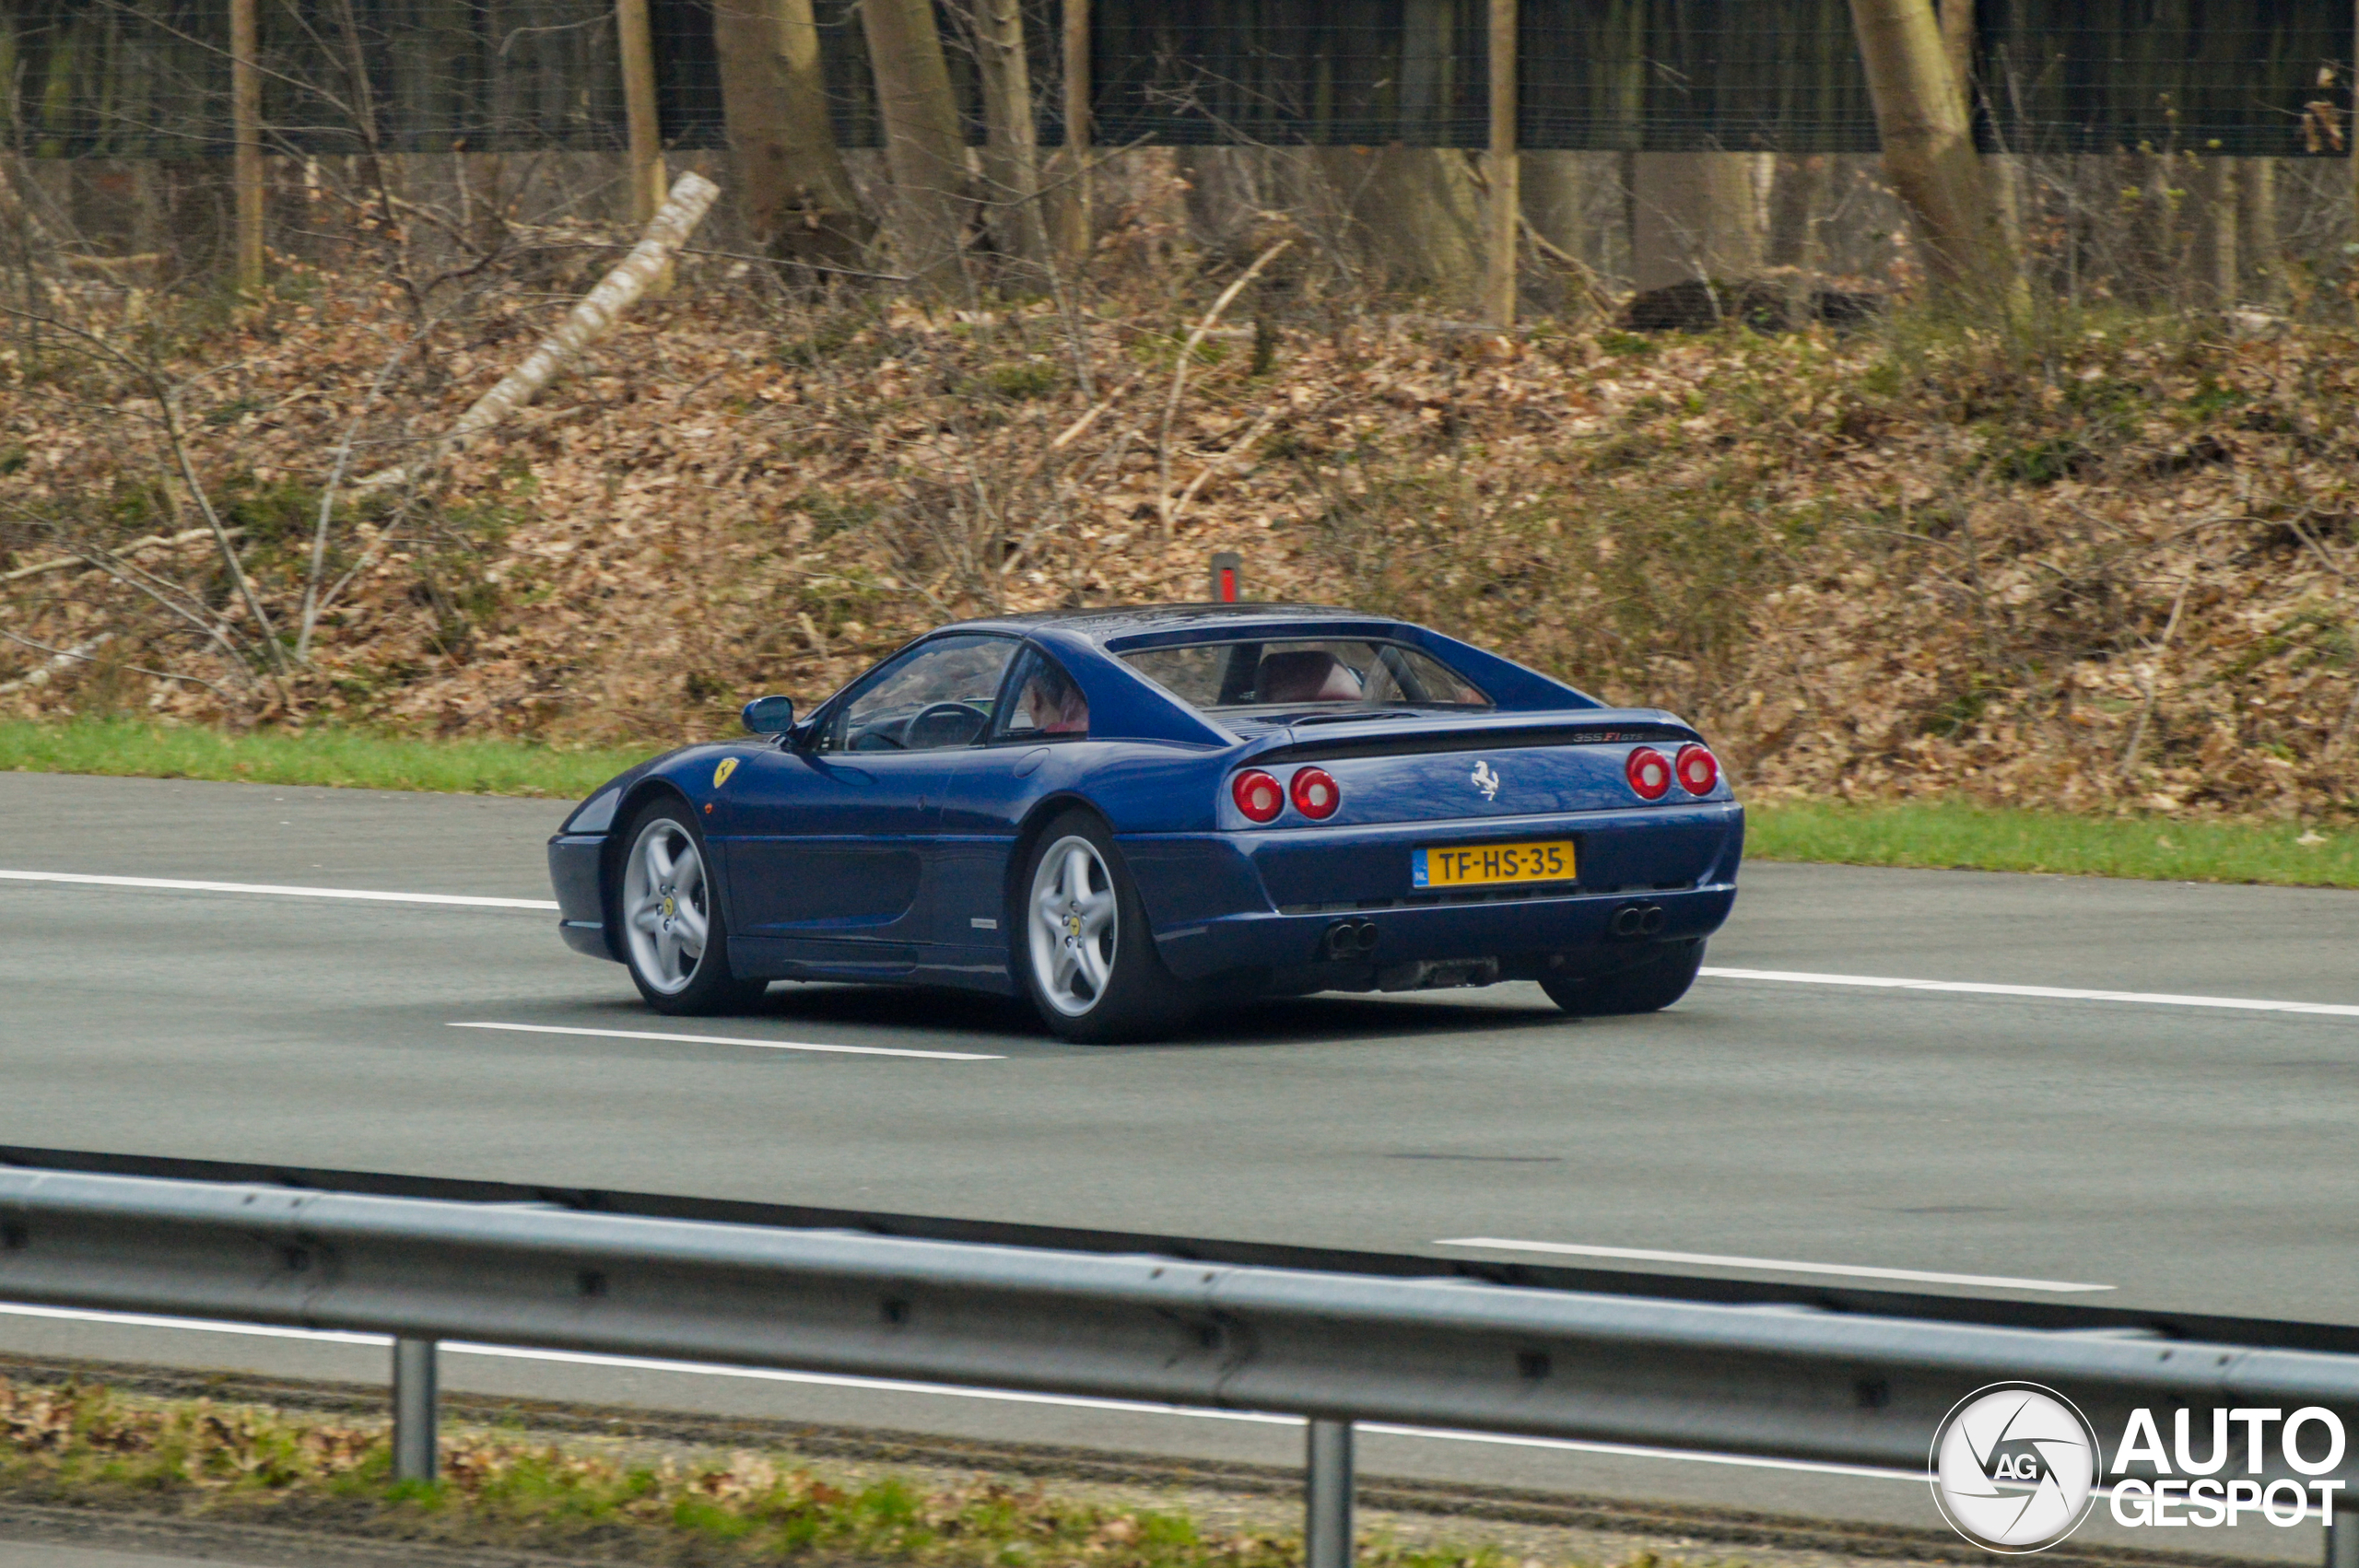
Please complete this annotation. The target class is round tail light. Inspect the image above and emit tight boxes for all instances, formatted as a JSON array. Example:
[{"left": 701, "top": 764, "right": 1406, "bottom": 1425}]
[
  {"left": 1290, "top": 766, "right": 1341, "bottom": 819},
  {"left": 1232, "top": 769, "right": 1285, "bottom": 824},
  {"left": 1674, "top": 743, "right": 1719, "bottom": 795},
  {"left": 1625, "top": 746, "right": 1672, "bottom": 802}
]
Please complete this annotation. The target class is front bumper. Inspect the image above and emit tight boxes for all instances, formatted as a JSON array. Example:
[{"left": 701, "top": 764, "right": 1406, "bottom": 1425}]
[{"left": 547, "top": 833, "right": 616, "bottom": 962}]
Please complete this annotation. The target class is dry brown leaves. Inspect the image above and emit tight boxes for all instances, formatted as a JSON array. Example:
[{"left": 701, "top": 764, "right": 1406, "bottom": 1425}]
[{"left": 6, "top": 238, "right": 2359, "bottom": 819}]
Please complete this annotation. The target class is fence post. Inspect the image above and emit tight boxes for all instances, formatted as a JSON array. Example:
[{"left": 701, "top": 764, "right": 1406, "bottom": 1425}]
[
  {"left": 1482, "top": 0, "right": 1518, "bottom": 328},
  {"left": 616, "top": 0, "right": 666, "bottom": 223},
  {"left": 229, "top": 0, "right": 264, "bottom": 291},
  {"left": 393, "top": 1337, "right": 439, "bottom": 1483},
  {"left": 1305, "top": 1419, "right": 1354, "bottom": 1568}
]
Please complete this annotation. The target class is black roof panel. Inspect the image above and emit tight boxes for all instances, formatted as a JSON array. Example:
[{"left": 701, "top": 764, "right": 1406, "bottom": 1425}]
[{"left": 953, "top": 603, "right": 1392, "bottom": 641}]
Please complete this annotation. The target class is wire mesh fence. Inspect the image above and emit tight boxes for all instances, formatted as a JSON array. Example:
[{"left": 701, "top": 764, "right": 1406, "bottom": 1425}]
[
  {"left": 6, "top": 0, "right": 2359, "bottom": 308},
  {"left": 5, "top": 0, "right": 2355, "bottom": 159}
]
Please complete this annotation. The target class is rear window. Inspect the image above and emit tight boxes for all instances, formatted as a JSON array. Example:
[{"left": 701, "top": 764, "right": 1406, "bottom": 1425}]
[{"left": 1121, "top": 639, "right": 1490, "bottom": 711}]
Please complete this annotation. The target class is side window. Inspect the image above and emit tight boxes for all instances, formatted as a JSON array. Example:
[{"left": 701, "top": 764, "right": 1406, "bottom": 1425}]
[
  {"left": 993, "top": 648, "right": 1090, "bottom": 741},
  {"left": 824, "top": 636, "right": 1016, "bottom": 752}
]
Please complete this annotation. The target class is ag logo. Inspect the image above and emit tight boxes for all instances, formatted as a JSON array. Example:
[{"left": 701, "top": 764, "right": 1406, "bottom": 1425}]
[
  {"left": 713, "top": 757, "right": 739, "bottom": 789},
  {"left": 1930, "top": 1384, "right": 2101, "bottom": 1553},
  {"left": 1470, "top": 760, "right": 1500, "bottom": 801}
]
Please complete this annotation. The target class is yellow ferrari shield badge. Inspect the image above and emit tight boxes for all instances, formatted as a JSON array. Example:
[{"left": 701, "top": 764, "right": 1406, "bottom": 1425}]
[{"left": 713, "top": 757, "right": 739, "bottom": 789}]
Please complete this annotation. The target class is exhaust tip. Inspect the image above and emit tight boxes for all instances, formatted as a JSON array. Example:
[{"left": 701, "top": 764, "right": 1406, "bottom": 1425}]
[
  {"left": 1610, "top": 907, "right": 1644, "bottom": 938},
  {"left": 1639, "top": 906, "right": 1667, "bottom": 936},
  {"left": 1355, "top": 919, "right": 1380, "bottom": 953}
]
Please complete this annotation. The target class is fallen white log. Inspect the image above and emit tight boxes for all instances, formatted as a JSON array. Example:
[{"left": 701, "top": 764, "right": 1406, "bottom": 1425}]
[
  {"left": 2, "top": 527, "right": 243, "bottom": 584},
  {"left": 354, "top": 171, "right": 722, "bottom": 494},
  {"left": 0, "top": 633, "right": 113, "bottom": 696}
]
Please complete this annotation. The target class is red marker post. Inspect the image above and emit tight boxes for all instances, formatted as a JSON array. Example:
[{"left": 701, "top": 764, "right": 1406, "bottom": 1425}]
[{"left": 1210, "top": 551, "right": 1243, "bottom": 603}]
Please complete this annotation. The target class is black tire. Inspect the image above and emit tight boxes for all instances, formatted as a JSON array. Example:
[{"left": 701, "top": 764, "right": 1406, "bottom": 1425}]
[
  {"left": 1015, "top": 810, "right": 1198, "bottom": 1043},
  {"left": 613, "top": 799, "right": 769, "bottom": 1016},
  {"left": 1542, "top": 939, "right": 1706, "bottom": 1017}
]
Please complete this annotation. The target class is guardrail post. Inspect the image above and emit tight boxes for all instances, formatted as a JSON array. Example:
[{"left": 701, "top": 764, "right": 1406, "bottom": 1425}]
[
  {"left": 1305, "top": 1419, "right": 1354, "bottom": 1568},
  {"left": 392, "top": 1337, "right": 439, "bottom": 1483},
  {"left": 2330, "top": 1501, "right": 2359, "bottom": 1568}
]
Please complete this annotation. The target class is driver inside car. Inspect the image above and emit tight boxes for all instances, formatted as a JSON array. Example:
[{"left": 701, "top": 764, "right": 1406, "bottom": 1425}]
[{"left": 1024, "top": 663, "right": 1090, "bottom": 734}]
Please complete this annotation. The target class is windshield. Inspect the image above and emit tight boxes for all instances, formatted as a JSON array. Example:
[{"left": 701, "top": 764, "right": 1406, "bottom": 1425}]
[{"left": 1121, "top": 638, "right": 1490, "bottom": 712}]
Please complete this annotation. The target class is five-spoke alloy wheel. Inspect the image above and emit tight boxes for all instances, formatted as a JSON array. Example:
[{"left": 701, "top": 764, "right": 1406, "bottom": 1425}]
[
  {"left": 1015, "top": 811, "right": 1196, "bottom": 1043},
  {"left": 1027, "top": 834, "right": 1118, "bottom": 1019},
  {"left": 616, "top": 801, "right": 768, "bottom": 1014}
]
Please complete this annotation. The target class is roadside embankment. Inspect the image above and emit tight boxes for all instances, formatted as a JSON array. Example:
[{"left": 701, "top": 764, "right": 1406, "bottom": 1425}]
[{"left": 7, "top": 243, "right": 2359, "bottom": 824}]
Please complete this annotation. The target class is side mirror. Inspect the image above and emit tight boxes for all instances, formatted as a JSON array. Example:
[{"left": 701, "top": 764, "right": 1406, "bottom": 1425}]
[{"left": 741, "top": 695, "right": 796, "bottom": 734}]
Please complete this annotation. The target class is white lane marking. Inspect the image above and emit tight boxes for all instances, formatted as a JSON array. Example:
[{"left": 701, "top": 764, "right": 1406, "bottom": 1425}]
[
  {"left": 0, "top": 868, "right": 557, "bottom": 910},
  {"left": 0, "top": 1301, "right": 1918, "bottom": 1485},
  {"left": 1433, "top": 1238, "right": 2114, "bottom": 1293},
  {"left": 28, "top": 865, "right": 2354, "bottom": 1027},
  {"left": 1701, "top": 965, "right": 2359, "bottom": 1020},
  {"left": 449, "top": 1020, "right": 1003, "bottom": 1061}
]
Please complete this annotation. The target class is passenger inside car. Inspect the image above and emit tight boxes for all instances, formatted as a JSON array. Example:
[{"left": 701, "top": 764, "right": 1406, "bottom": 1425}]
[{"left": 1255, "top": 649, "right": 1365, "bottom": 704}]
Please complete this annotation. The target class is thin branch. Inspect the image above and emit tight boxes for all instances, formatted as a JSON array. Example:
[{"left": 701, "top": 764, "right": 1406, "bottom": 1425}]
[
  {"left": 2118, "top": 559, "right": 2200, "bottom": 778},
  {"left": 0, "top": 628, "right": 231, "bottom": 698},
  {"left": 1166, "top": 403, "right": 1282, "bottom": 532},
  {"left": 0, "top": 303, "right": 292, "bottom": 696},
  {"left": 299, "top": 316, "right": 441, "bottom": 661},
  {"left": 1156, "top": 240, "right": 1290, "bottom": 535}
]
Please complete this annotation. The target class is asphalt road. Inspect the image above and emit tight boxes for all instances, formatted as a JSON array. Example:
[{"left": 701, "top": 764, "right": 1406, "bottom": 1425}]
[{"left": 6, "top": 768, "right": 2359, "bottom": 1558}]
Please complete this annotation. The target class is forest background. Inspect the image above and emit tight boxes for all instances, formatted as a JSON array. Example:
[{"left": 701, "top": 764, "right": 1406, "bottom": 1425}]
[{"left": 9, "top": 0, "right": 2359, "bottom": 829}]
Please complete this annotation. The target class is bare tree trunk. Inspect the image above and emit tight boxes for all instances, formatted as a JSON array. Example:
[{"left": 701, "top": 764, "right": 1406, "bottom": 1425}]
[
  {"left": 2201, "top": 157, "right": 2237, "bottom": 308},
  {"left": 2240, "top": 156, "right": 2280, "bottom": 302},
  {"left": 2128, "top": 151, "right": 2177, "bottom": 306},
  {"left": 1482, "top": 0, "right": 1518, "bottom": 326},
  {"left": 229, "top": 0, "right": 263, "bottom": 289},
  {"left": 1324, "top": 146, "right": 1485, "bottom": 302},
  {"left": 616, "top": 0, "right": 666, "bottom": 223},
  {"left": 972, "top": 0, "right": 1047, "bottom": 271},
  {"left": 1338, "top": 0, "right": 1484, "bottom": 306},
  {"left": 1180, "top": 146, "right": 1268, "bottom": 257},
  {"left": 710, "top": 0, "right": 873, "bottom": 272},
  {"left": 1521, "top": 152, "right": 1617, "bottom": 270},
  {"left": 1631, "top": 152, "right": 1765, "bottom": 291},
  {"left": 1045, "top": 0, "right": 1091, "bottom": 264},
  {"left": 1938, "top": 0, "right": 1972, "bottom": 100},
  {"left": 861, "top": 0, "right": 969, "bottom": 292},
  {"left": 1766, "top": 153, "right": 1828, "bottom": 268},
  {"left": 1848, "top": 0, "right": 2012, "bottom": 300}
]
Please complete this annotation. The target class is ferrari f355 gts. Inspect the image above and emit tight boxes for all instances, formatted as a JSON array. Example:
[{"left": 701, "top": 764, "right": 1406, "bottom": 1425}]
[{"left": 547, "top": 604, "right": 1742, "bottom": 1041}]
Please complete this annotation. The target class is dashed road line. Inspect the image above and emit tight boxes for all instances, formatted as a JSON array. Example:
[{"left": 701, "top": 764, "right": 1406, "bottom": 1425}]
[
  {"left": 0, "top": 869, "right": 557, "bottom": 909},
  {"left": 449, "top": 1021, "right": 1003, "bottom": 1061},
  {"left": 1701, "top": 965, "right": 2359, "bottom": 1020}
]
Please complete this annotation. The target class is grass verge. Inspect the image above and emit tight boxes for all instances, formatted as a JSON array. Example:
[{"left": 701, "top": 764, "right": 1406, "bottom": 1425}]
[
  {"left": 0, "top": 718, "right": 643, "bottom": 799},
  {"left": 1748, "top": 800, "right": 2359, "bottom": 889},
  {"left": 5, "top": 720, "right": 2356, "bottom": 891},
  {"left": 0, "top": 1375, "right": 1565, "bottom": 1568}
]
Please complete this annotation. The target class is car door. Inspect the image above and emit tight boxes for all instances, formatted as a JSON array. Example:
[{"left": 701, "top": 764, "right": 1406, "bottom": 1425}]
[
  {"left": 927, "top": 645, "right": 1094, "bottom": 985},
  {"left": 718, "top": 635, "right": 1018, "bottom": 977}
]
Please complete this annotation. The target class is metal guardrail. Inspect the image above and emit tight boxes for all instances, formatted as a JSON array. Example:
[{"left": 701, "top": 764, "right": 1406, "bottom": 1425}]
[{"left": 5, "top": 1165, "right": 2359, "bottom": 1563}]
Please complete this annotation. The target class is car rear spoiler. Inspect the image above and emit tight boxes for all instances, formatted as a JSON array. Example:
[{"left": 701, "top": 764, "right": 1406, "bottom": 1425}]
[{"left": 1246, "top": 712, "right": 1703, "bottom": 766}]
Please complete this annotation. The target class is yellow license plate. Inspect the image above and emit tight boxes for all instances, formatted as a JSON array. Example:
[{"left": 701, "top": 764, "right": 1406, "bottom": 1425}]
[{"left": 1413, "top": 840, "right": 1576, "bottom": 889}]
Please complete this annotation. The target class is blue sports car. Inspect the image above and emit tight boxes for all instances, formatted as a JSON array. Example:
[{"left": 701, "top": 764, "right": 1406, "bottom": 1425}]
[{"left": 546, "top": 604, "right": 1742, "bottom": 1041}]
